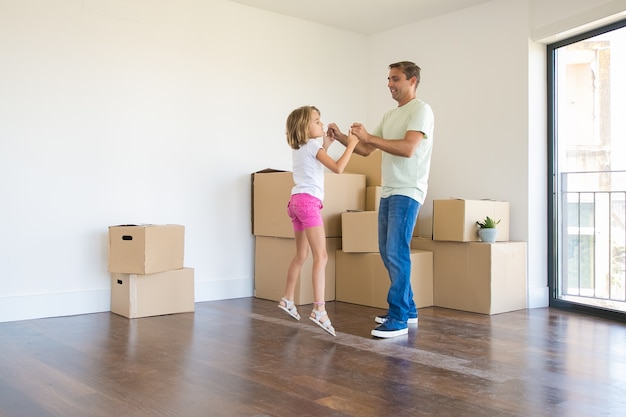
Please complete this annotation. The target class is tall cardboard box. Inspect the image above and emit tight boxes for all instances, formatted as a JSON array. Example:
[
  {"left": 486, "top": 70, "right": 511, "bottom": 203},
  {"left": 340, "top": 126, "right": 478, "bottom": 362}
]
[
  {"left": 432, "top": 199, "right": 510, "bottom": 242},
  {"left": 345, "top": 150, "right": 382, "bottom": 187},
  {"left": 111, "top": 267, "right": 195, "bottom": 318},
  {"left": 250, "top": 170, "right": 294, "bottom": 238},
  {"left": 251, "top": 169, "right": 366, "bottom": 238},
  {"left": 411, "top": 238, "right": 526, "bottom": 314},
  {"left": 108, "top": 224, "right": 185, "bottom": 274},
  {"left": 335, "top": 250, "right": 433, "bottom": 309},
  {"left": 254, "top": 236, "right": 340, "bottom": 305},
  {"left": 366, "top": 186, "right": 382, "bottom": 211}
]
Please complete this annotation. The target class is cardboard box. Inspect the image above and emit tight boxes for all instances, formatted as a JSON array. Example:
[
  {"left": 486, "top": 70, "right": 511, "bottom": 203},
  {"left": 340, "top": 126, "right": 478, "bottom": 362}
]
[
  {"left": 432, "top": 199, "right": 510, "bottom": 242},
  {"left": 411, "top": 238, "right": 526, "bottom": 314},
  {"left": 254, "top": 236, "right": 340, "bottom": 305},
  {"left": 341, "top": 211, "right": 379, "bottom": 252},
  {"left": 341, "top": 211, "right": 419, "bottom": 253},
  {"left": 110, "top": 267, "right": 195, "bottom": 319},
  {"left": 335, "top": 250, "right": 433, "bottom": 309},
  {"left": 366, "top": 186, "right": 382, "bottom": 211},
  {"left": 251, "top": 169, "right": 366, "bottom": 238},
  {"left": 250, "top": 169, "right": 294, "bottom": 238},
  {"left": 108, "top": 224, "right": 185, "bottom": 274},
  {"left": 345, "top": 150, "right": 382, "bottom": 187}
]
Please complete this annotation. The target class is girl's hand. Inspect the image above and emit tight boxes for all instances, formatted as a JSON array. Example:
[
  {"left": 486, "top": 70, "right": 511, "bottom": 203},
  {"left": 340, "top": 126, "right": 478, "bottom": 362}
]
[
  {"left": 350, "top": 123, "right": 370, "bottom": 142},
  {"left": 346, "top": 129, "right": 359, "bottom": 147}
]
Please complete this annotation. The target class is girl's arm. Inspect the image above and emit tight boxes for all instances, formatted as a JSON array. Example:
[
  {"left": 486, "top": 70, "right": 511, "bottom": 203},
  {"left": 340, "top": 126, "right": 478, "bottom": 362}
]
[
  {"left": 322, "top": 132, "right": 334, "bottom": 151},
  {"left": 316, "top": 132, "right": 359, "bottom": 174}
]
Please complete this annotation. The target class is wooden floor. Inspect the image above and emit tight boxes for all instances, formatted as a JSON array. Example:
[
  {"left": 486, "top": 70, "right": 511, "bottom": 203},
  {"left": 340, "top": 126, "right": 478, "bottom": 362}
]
[{"left": 1, "top": 299, "right": 626, "bottom": 417}]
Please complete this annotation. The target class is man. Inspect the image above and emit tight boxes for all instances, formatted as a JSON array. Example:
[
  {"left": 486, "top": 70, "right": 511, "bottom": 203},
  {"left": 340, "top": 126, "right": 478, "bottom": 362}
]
[{"left": 327, "top": 61, "right": 434, "bottom": 338}]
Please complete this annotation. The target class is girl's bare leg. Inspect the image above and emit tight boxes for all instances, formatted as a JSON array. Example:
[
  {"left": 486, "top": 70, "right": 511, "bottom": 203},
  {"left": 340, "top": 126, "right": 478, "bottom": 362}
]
[
  {"left": 304, "top": 225, "right": 328, "bottom": 309},
  {"left": 280, "top": 230, "right": 309, "bottom": 303}
]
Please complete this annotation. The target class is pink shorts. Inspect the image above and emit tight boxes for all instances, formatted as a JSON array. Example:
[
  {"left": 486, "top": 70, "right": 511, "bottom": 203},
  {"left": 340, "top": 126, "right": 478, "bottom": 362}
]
[{"left": 287, "top": 193, "right": 324, "bottom": 232}]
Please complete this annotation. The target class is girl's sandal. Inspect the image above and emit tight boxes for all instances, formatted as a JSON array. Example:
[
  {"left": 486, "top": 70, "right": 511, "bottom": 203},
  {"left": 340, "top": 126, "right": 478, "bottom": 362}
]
[
  {"left": 309, "top": 309, "right": 336, "bottom": 337},
  {"left": 278, "top": 298, "right": 301, "bottom": 321}
]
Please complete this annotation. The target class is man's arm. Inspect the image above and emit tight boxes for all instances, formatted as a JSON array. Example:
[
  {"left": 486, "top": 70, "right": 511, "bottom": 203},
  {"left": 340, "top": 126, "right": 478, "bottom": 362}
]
[{"left": 351, "top": 123, "right": 424, "bottom": 158}]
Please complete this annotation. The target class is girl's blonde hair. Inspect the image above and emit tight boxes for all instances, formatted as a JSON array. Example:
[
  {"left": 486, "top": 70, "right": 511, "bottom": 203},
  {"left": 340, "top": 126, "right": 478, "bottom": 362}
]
[{"left": 286, "top": 105, "right": 319, "bottom": 150}]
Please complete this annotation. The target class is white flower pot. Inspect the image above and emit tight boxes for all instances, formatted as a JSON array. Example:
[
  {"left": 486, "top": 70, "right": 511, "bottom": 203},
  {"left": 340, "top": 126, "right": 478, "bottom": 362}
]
[{"left": 478, "top": 228, "right": 498, "bottom": 243}]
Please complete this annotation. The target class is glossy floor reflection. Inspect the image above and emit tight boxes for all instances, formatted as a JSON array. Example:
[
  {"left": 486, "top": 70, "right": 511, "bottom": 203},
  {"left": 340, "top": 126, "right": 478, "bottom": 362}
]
[{"left": 1, "top": 298, "right": 625, "bottom": 417}]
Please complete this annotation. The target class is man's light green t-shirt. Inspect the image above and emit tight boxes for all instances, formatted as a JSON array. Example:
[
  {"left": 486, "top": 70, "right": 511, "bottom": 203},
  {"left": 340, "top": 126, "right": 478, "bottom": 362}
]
[{"left": 372, "top": 98, "right": 434, "bottom": 204}]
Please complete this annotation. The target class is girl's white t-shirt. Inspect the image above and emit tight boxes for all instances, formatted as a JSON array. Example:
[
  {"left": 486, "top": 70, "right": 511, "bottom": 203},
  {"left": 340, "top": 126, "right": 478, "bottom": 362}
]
[{"left": 291, "top": 139, "right": 324, "bottom": 201}]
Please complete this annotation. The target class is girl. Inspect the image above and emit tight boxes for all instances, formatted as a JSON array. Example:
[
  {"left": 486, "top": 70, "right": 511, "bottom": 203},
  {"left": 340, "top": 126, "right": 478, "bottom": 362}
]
[{"left": 278, "top": 105, "right": 358, "bottom": 336}]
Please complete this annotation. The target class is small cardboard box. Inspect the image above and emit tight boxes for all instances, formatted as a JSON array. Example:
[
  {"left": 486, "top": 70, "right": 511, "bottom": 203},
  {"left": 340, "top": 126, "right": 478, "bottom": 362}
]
[
  {"left": 341, "top": 211, "right": 419, "bottom": 253},
  {"left": 432, "top": 199, "right": 510, "bottom": 242},
  {"left": 345, "top": 150, "right": 382, "bottom": 187},
  {"left": 411, "top": 238, "right": 526, "bottom": 314},
  {"left": 335, "top": 250, "right": 433, "bottom": 309},
  {"left": 108, "top": 224, "right": 185, "bottom": 274},
  {"left": 251, "top": 169, "right": 366, "bottom": 238},
  {"left": 110, "top": 267, "right": 195, "bottom": 319},
  {"left": 254, "top": 236, "right": 340, "bottom": 305},
  {"left": 341, "top": 211, "right": 379, "bottom": 252}
]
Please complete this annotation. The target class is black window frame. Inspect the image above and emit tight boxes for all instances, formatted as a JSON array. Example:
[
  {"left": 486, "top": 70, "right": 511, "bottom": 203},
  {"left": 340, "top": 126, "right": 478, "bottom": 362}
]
[{"left": 547, "top": 18, "right": 626, "bottom": 322}]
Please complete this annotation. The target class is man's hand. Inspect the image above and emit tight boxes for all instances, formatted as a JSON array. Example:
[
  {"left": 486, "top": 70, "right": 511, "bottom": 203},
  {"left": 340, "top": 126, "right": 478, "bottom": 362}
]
[
  {"left": 350, "top": 123, "right": 372, "bottom": 143},
  {"left": 326, "top": 123, "right": 345, "bottom": 144}
]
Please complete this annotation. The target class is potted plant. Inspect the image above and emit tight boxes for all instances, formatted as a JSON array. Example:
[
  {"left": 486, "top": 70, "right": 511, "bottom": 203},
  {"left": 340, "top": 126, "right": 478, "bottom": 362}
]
[{"left": 476, "top": 216, "right": 500, "bottom": 243}]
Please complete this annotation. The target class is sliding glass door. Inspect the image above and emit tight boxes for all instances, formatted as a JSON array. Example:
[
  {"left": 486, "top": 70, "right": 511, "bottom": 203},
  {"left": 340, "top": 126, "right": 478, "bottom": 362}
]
[{"left": 548, "top": 19, "right": 626, "bottom": 318}]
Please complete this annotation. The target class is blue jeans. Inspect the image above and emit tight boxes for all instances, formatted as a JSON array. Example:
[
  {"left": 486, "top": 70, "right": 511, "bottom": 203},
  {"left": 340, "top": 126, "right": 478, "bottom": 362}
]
[{"left": 378, "top": 195, "right": 421, "bottom": 323}]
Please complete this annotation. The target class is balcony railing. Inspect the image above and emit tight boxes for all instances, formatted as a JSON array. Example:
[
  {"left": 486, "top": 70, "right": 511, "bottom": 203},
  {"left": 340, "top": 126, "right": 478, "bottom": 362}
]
[{"left": 560, "top": 171, "right": 626, "bottom": 311}]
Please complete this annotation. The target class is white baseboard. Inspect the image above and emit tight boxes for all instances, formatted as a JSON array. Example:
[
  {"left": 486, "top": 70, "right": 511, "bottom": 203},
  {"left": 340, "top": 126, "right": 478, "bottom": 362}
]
[
  {"left": 0, "top": 289, "right": 111, "bottom": 323},
  {"left": 528, "top": 285, "right": 550, "bottom": 308},
  {"left": 194, "top": 277, "right": 254, "bottom": 302},
  {"left": 0, "top": 278, "right": 254, "bottom": 323}
]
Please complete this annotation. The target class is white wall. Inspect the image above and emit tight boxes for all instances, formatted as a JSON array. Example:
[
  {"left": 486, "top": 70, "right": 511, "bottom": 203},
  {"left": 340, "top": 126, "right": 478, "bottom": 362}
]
[
  {"left": 1, "top": 0, "right": 624, "bottom": 322},
  {"left": 366, "top": 0, "right": 538, "bottom": 303},
  {"left": 362, "top": 0, "right": 625, "bottom": 309},
  {"left": 531, "top": 0, "right": 626, "bottom": 42},
  {"left": 0, "top": 0, "right": 368, "bottom": 322},
  {"left": 368, "top": 0, "right": 531, "bottom": 236}
]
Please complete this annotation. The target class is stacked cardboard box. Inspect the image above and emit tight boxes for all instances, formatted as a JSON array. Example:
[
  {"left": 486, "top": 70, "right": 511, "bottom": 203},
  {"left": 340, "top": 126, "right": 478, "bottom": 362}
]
[
  {"left": 255, "top": 236, "right": 341, "bottom": 304},
  {"left": 252, "top": 169, "right": 366, "bottom": 305},
  {"left": 337, "top": 211, "right": 433, "bottom": 309},
  {"left": 347, "top": 150, "right": 383, "bottom": 212},
  {"left": 108, "top": 224, "right": 195, "bottom": 318},
  {"left": 432, "top": 199, "right": 510, "bottom": 242},
  {"left": 345, "top": 150, "right": 382, "bottom": 188},
  {"left": 415, "top": 198, "right": 527, "bottom": 315},
  {"left": 335, "top": 250, "right": 434, "bottom": 309},
  {"left": 335, "top": 155, "right": 434, "bottom": 310},
  {"left": 411, "top": 237, "right": 527, "bottom": 314}
]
